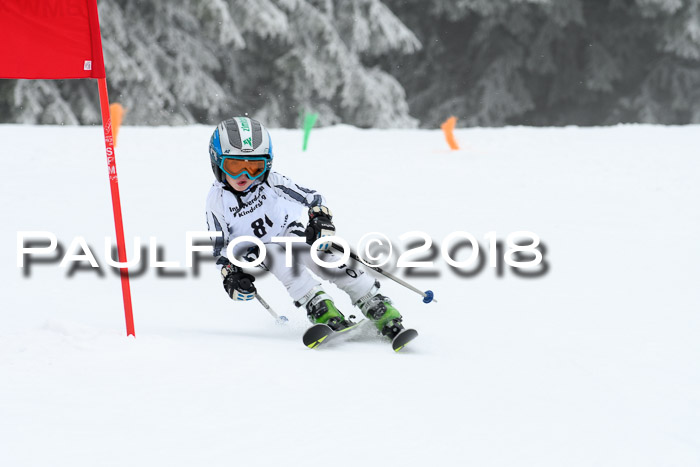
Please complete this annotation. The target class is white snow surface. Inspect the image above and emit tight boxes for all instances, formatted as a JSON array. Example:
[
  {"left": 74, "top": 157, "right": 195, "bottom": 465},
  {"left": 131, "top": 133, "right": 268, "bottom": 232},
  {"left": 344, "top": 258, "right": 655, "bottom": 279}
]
[{"left": 1, "top": 124, "right": 699, "bottom": 466}]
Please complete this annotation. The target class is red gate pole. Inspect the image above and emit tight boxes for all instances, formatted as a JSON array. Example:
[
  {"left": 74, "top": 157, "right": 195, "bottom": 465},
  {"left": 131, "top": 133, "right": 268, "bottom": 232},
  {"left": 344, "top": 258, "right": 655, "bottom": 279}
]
[
  {"left": 0, "top": 0, "right": 136, "bottom": 336},
  {"left": 97, "top": 78, "right": 135, "bottom": 337}
]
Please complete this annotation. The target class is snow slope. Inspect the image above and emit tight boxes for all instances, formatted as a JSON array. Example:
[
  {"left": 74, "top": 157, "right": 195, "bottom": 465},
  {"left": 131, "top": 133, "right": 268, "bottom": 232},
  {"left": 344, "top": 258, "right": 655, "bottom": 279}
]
[{"left": 1, "top": 124, "right": 699, "bottom": 466}]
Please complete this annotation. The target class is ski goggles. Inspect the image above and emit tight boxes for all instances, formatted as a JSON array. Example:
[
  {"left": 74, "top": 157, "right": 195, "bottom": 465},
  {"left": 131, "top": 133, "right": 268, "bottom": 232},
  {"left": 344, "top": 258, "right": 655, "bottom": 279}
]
[{"left": 220, "top": 156, "right": 269, "bottom": 180}]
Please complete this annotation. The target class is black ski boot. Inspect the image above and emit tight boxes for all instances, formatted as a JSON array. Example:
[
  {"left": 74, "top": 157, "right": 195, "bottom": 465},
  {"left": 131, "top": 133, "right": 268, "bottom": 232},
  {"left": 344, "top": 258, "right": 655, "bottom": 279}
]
[
  {"left": 358, "top": 293, "right": 405, "bottom": 339},
  {"left": 356, "top": 282, "right": 418, "bottom": 351},
  {"left": 295, "top": 287, "right": 355, "bottom": 331}
]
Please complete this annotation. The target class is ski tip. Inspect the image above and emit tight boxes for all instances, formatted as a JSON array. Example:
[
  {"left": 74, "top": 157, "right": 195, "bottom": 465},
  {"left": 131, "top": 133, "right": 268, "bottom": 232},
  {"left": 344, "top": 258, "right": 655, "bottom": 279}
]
[
  {"left": 277, "top": 315, "right": 289, "bottom": 324},
  {"left": 307, "top": 335, "right": 329, "bottom": 349},
  {"left": 302, "top": 323, "right": 334, "bottom": 349},
  {"left": 392, "top": 329, "right": 419, "bottom": 352},
  {"left": 422, "top": 290, "right": 435, "bottom": 304}
]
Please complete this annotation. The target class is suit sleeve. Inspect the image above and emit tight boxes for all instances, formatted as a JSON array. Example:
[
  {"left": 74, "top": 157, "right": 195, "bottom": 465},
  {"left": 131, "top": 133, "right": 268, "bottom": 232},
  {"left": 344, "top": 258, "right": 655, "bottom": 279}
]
[
  {"left": 205, "top": 185, "right": 231, "bottom": 268},
  {"left": 267, "top": 171, "right": 326, "bottom": 208}
]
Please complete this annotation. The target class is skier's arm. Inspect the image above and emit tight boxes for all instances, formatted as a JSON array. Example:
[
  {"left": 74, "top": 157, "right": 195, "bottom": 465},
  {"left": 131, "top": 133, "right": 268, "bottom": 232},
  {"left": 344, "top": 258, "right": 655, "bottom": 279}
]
[
  {"left": 205, "top": 188, "right": 231, "bottom": 269},
  {"left": 206, "top": 187, "right": 256, "bottom": 301},
  {"left": 267, "top": 171, "right": 326, "bottom": 208},
  {"left": 267, "top": 172, "right": 335, "bottom": 250}
]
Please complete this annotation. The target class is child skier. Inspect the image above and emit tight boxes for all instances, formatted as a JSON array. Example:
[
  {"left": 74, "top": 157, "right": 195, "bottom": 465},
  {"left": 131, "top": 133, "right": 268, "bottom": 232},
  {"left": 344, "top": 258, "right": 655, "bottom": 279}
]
[{"left": 205, "top": 117, "right": 414, "bottom": 348}]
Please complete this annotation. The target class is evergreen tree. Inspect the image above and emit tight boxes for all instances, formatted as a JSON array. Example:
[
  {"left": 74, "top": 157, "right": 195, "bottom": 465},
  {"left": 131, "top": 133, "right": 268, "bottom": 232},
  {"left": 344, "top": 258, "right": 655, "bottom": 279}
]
[
  {"left": 382, "top": 0, "right": 700, "bottom": 126},
  {"left": 3, "top": 0, "right": 699, "bottom": 127}
]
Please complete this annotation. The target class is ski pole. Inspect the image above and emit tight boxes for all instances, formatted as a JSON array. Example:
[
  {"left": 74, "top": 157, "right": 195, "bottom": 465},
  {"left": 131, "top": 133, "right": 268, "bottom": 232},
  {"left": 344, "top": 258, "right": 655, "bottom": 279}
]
[
  {"left": 330, "top": 243, "right": 436, "bottom": 304},
  {"left": 237, "top": 272, "right": 288, "bottom": 324},
  {"left": 255, "top": 293, "right": 289, "bottom": 324}
]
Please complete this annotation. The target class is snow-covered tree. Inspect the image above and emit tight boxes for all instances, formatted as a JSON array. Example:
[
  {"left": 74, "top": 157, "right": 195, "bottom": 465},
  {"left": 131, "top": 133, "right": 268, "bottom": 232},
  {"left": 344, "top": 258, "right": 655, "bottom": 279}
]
[
  {"left": 4, "top": 0, "right": 699, "bottom": 127},
  {"left": 257, "top": 0, "right": 420, "bottom": 127},
  {"left": 382, "top": 0, "right": 700, "bottom": 126}
]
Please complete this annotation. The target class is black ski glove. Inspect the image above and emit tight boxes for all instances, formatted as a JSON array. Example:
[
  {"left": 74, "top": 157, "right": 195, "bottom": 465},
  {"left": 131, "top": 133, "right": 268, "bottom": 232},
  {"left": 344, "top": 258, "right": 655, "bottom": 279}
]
[
  {"left": 221, "top": 263, "right": 256, "bottom": 301},
  {"left": 305, "top": 205, "right": 335, "bottom": 250}
]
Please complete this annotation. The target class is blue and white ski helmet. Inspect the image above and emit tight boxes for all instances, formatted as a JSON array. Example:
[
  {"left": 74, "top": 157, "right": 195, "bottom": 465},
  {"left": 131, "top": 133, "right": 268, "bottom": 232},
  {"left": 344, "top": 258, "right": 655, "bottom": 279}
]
[{"left": 209, "top": 117, "right": 274, "bottom": 183}]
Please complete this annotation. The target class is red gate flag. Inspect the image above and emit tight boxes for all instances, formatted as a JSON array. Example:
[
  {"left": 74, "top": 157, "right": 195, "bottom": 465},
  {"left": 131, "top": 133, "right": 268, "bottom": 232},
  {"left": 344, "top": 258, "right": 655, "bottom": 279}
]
[
  {"left": 0, "top": 0, "right": 135, "bottom": 336},
  {"left": 0, "top": 0, "right": 105, "bottom": 79}
]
